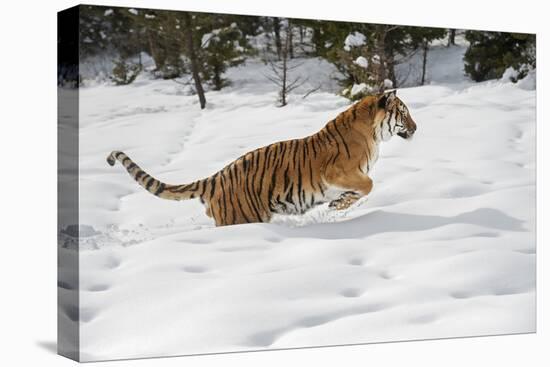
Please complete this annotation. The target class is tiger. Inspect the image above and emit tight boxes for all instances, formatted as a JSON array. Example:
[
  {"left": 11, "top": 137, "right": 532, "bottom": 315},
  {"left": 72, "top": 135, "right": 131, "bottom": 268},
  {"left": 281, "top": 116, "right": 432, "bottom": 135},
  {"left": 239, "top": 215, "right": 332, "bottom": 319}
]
[{"left": 107, "top": 90, "right": 417, "bottom": 226}]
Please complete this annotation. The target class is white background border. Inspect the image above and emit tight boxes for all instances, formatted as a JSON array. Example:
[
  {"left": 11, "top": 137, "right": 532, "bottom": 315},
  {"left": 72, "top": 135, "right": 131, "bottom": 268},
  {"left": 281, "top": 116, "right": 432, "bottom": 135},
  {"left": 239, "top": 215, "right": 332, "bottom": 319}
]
[{"left": 0, "top": 0, "right": 545, "bottom": 365}]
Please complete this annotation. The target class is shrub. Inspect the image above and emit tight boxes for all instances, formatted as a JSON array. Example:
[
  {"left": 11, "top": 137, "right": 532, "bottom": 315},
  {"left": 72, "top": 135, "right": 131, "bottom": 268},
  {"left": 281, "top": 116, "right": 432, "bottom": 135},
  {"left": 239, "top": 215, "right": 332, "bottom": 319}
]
[
  {"left": 110, "top": 59, "right": 142, "bottom": 85},
  {"left": 464, "top": 31, "right": 535, "bottom": 82}
]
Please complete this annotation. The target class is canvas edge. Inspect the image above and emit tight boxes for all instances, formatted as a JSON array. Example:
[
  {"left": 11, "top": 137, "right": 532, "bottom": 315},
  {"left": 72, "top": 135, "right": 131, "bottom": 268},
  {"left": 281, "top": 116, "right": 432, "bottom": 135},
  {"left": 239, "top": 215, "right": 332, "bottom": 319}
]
[{"left": 57, "top": 4, "right": 81, "bottom": 362}]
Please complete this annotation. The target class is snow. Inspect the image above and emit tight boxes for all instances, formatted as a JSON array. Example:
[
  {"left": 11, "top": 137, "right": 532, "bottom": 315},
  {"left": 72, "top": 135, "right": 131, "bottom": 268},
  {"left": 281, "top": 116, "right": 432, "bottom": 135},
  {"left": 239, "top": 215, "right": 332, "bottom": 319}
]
[
  {"left": 383, "top": 78, "right": 393, "bottom": 89},
  {"left": 343, "top": 32, "right": 366, "bottom": 51},
  {"left": 396, "top": 36, "right": 470, "bottom": 87},
  {"left": 517, "top": 69, "right": 536, "bottom": 90},
  {"left": 501, "top": 67, "right": 536, "bottom": 90},
  {"left": 79, "top": 52, "right": 156, "bottom": 86},
  {"left": 234, "top": 42, "right": 245, "bottom": 53},
  {"left": 350, "top": 83, "right": 368, "bottom": 96},
  {"left": 104, "top": 9, "right": 113, "bottom": 16},
  {"left": 128, "top": 8, "right": 138, "bottom": 15},
  {"left": 62, "top": 42, "right": 536, "bottom": 361},
  {"left": 501, "top": 66, "right": 519, "bottom": 82},
  {"left": 354, "top": 56, "right": 369, "bottom": 69},
  {"left": 201, "top": 32, "right": 220, "bottom": 48}
]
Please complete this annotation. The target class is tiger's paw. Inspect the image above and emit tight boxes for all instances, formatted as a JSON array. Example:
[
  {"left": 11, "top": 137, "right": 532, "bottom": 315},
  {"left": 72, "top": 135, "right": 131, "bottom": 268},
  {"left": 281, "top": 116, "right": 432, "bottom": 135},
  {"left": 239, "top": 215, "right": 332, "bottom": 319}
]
[
  {"left": 329, "top": 198, "right": 352, "bottom": 210},
  {"left": 329, "top": 192, "right": 361, "bottom": 211}
]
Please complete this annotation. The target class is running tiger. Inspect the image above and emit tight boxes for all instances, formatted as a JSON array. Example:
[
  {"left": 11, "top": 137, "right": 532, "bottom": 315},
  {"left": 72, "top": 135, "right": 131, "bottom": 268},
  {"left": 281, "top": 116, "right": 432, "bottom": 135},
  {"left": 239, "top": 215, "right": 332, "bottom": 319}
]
[{"left": 107, "top": 90, "right": 417, "bottom": 226}]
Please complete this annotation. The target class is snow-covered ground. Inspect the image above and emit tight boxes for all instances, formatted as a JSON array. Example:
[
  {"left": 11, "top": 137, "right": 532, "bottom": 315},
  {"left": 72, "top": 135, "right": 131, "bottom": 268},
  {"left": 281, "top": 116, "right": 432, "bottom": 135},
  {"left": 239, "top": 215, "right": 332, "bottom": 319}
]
[{"left": 59, "top": 42, "right": 536, "bottom": 361}]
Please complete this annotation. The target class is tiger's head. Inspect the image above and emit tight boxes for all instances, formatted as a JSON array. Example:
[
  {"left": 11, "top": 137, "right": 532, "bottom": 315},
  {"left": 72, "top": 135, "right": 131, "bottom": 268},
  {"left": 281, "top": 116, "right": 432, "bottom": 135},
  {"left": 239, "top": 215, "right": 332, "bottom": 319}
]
[{"left": 374, "top": 90, "right": 417, "bottom": 141}]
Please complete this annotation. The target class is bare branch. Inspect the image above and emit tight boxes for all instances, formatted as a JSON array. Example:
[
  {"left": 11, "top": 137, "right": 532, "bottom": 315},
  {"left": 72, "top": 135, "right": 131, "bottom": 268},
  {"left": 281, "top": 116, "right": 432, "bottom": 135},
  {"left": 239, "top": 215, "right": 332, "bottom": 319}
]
[
  {"left": 302, "top": 84, "right": 322, "bottom": 99},
  {"left": 262, "top": 72, "right": 284, "bottom": 87},
  {"left": 268, "top": 60, "right": 284, "bottom": 74},
  {"left": 287, "top": 76, "right": 308, "bottom": 92},
  {"left": 393, "top": 47, "right": 420, "bottom": 65},
  {"left": 287, "top": 60, "right": 306, "bottom": 70}
]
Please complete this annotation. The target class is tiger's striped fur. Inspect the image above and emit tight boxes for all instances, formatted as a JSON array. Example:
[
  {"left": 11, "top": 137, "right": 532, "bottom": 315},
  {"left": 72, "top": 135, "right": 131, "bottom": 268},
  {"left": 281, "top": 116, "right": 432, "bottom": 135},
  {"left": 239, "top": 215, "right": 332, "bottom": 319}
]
[{"left": 107, "top": 90, "right": 417, "bottom": 226}]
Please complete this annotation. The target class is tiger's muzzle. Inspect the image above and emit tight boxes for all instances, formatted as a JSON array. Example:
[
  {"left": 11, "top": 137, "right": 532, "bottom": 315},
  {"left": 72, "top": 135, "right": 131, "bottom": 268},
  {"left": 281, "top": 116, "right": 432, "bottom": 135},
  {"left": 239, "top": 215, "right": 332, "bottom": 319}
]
[{"left": 398, "top": 117, "right": 417, "bottom": 140}]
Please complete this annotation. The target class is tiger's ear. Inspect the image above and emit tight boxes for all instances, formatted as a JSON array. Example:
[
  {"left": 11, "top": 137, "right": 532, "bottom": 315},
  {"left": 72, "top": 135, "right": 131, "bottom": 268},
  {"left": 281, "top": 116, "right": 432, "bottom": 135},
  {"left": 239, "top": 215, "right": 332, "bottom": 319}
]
[{"left": 377, "top": 90, "right": 397, "bottom": 109}]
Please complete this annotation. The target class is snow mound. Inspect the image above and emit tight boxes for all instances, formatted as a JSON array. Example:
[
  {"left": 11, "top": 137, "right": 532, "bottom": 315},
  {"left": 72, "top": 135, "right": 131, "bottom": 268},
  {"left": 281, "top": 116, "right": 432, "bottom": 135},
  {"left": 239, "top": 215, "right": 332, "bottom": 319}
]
[
  {"left": 354, "top": 56, "right": 369, "bottom": 69},
  {"left": 517, "top": 70, "right": 536, "bottom": 90},
  {"left": 350, "top": 83, "right": 368, "bottom": 97},
  {"left": 344, "top": 32, "right": 366, "bottom": 51}
]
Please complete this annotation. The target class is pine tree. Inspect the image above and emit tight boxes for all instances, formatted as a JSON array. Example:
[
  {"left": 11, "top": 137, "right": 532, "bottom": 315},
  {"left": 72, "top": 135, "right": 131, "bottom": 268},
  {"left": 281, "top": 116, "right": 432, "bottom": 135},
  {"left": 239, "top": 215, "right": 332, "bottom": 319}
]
[
  {"left": 464, "top": 31, "right": 535, "bottom": 82},
  {"left": 79, "top": 5, "right": 116, "bottom": 59},
  {"left": 110, "top": 58, "right": 142, "bottom": 85},
  {"left": 78, "top": 6, "right": 145, "bottom": 84},
  {"left": 316, "top": 23, "right": 406, "bottom": 99},
  {"left": 125, "top": 8, "right": 186, "bottom": 78},
  {"left": 199, "top": 15, "right": 253, "bottom": 90},
  {"left": 79, "top": 5, "right": 148, "bottom": 63},
  {"left": 94, "top": 9, "right": 256, "bottom": 107},
  {"left": 297, "top": 20, "right": 445, "bottom": 99},
  {"left": 272, "top": 17, "right": 283, "bottom": 60}
]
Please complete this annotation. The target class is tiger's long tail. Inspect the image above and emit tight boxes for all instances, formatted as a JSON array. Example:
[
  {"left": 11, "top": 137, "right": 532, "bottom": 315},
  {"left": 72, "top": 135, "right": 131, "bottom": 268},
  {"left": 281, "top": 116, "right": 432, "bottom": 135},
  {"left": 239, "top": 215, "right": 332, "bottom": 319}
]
[{"left": 106, "top": 151, "right": 202, "bottom": 201}]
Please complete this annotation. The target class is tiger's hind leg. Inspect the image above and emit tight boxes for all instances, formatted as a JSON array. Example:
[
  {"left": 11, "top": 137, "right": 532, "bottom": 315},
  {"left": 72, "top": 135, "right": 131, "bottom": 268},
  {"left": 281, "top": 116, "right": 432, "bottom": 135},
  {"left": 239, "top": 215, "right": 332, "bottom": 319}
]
[{"left": 206, "top": 198, "right": 272, "bottom": 226}]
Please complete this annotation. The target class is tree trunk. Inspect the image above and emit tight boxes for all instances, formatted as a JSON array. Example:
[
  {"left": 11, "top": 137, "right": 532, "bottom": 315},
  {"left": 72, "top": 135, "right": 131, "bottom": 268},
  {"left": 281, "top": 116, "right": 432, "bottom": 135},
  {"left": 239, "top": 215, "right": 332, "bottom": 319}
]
[
  {"left": 387, "top": 62, "right": 397, "bottom": 88},
  {"left": 273, "top": 17, "right": 282, "bottom": 60},
  {"left": 288, "top": 21, "right": 294, "bottom": 59},
  {"left": 213, "top": 63, "right": 222, "bottom": 91},
  {"left": 281, "top": 36, "right": 288, "bottom": 106},
  {"left": 376, "top": 28, "right": 388, "bottom": 91},
  {"left": 182, "top": 12, "right": 206, "bottom": 109},
  {"left": 386, "top": 42, "right": 397, "bottom": 88},
  {"left": 311, "top": 26, "right": 319, "bottom": 54},
  {"left": 420, "top": 39, "right": 429, "bottom": 85},
  {"left": 148, "top": 31, "right": 164, "bottom": 71},
  {"left": 447, "top": 29, "right": 456, "bottom": 47}
]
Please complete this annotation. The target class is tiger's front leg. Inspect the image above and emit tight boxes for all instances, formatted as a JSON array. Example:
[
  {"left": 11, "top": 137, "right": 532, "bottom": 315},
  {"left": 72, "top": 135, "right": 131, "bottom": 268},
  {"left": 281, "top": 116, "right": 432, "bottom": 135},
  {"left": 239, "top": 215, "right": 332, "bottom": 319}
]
[
  {"left": 325, "top": 167, "right": 374, "bottom": 211},
  {"left": 329, "top": 191, "right": 361, "bottom": 210}
]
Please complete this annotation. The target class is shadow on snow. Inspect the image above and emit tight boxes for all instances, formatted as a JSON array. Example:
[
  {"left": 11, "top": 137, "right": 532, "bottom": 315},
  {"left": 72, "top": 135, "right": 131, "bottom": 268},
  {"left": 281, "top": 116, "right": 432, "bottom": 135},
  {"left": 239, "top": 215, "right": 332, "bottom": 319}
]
[{"left": 268, "top": 208, "right": 525, "bottom": 239}]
